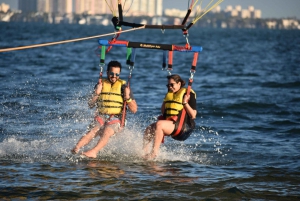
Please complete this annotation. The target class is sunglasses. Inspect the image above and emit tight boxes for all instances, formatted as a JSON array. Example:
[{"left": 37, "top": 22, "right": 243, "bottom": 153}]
[
  {"left": 166, "top": 83, "right": 176, "bottom": 88},
  {"left": 109, "top": 72, "right": 120, "bottom": 77}
]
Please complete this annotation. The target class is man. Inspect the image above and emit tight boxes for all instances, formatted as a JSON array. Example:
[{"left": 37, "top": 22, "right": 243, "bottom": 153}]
[{"left": 72, "top": 60, "right": 138, "bottom": 158}]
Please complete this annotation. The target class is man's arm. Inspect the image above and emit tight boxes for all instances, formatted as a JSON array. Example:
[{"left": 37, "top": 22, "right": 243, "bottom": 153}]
[
  {"left": 88, "top": 79, "right": 102, "bottom": 108},
  {"left": 126, "top": 99, "right": 138, "bottom": 113},
  {"left": 123, "top": 85, "right": 137, "bottom": 113}
]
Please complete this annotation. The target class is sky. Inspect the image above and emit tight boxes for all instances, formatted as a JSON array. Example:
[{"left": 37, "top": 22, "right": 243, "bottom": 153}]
[{"left": 1, "top": 0, "right": 300, "bottom": 19}]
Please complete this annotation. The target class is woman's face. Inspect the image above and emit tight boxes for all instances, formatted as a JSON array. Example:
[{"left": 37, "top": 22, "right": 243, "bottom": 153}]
[{"left": 166, "top": 78, "right": 181, "bottom": 93}]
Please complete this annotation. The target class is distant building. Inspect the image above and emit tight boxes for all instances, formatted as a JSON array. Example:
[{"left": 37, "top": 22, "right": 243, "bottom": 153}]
[
  {"left": 74, "top": 0, "right": 109, "bottom": 15},
  {"left": 164, "top": 8, "right": 187, "bottom": 18},
  {"left": 156, "top": 0, "right": 163, "bottom": 16},
  {"left": 19, "top": 0, "right": 72, "bottom": 14},
  {"left": 282, "top": 19, "right": 299, "bottom": 29},
  {"left": 235, "top": 5, "right": 242, "bottom": 12},
  {"left": 126, "top": 0, "right": 162, "bottom": 16},
  {"left": 241, "top": 10, "right": 250, "bottom": 18},
  {"left": 55, "top": 0, "right": 72, "bottom": 14},
  {"left": 0, "top": 3, "right": 10, "bottom": 13},
  {"left": 167, "top": 4, "right": 261, "bottom": 19},
  {"left": 212, "top": 5, "right": 221, "bottom": 13},
  {"left": 17, "top": 0, "right": 163, "bottom": 17},
  {"left": 225, "top": 5, "right": 261, "bottom": 19},
  {"left": 224, "top": 5, "right": 233, "bottom": 12},
  {"left": 74, "top": 0, "right": 163, "bottom": 16},
  {"left": 266, "top": 21, "right": 277, "bottom": 29},
  {"left": 253, "top": 10, "right": 261, "bottom": 19}
]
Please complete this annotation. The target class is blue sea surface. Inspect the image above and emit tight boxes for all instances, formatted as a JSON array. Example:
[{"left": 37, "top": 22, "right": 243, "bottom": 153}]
[{"left": 0, "top": 22, "right": 300, "bottom": 200}]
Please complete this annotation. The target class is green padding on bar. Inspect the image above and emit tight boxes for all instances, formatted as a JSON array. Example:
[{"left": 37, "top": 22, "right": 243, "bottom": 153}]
[
  {"left": 126, "top": 48, "right": 132, "bottom": 65},
  {"left": 100, "top": 46, "right": 106, "bottom": 63}
]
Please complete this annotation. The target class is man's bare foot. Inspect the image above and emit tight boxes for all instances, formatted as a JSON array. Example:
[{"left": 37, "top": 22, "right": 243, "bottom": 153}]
[{"left": 82, "top": 150, "right": 97, "bottom": 158}]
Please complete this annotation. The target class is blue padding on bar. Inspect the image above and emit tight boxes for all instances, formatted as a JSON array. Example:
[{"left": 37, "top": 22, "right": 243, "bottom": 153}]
[
  {"left": 98, "top": 39, "right": 127, "bottom": 47},
  {"left": 99, "top": 39, "right": 109, "bottom": 45},
  {"left": 191, "top": 46, "right": 203, "bottom": 52}
]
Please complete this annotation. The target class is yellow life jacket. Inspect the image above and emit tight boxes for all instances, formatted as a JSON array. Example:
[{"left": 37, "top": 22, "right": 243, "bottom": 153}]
[
  {"left": 164, "top": 88, "right": 195, "bottom": 118},
  {"left": 97, "top": 79, "right": 126, "bottom": 114}
]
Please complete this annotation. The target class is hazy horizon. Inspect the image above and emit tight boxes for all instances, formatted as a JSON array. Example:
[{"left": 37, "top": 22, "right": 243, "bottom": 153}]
[{"left": 1, "top": 0, "right": 299, "bottom": 19}]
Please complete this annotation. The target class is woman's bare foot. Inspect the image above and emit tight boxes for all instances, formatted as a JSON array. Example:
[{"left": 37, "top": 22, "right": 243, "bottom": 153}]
[
  {"left": 143, "top": 152, "right": 157, "bottom": 160},
  {"left": 71, "top": 147, "right": 79, "bottom": 154}
]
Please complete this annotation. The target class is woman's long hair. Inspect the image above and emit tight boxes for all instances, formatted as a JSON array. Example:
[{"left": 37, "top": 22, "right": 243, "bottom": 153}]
[{"left": 167, "top": 74, "right": 186, "bottom": 88}]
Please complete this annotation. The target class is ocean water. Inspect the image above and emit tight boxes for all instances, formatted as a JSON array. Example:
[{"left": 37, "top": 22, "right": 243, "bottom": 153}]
[{"left": 0, "top": 22, "right": 300, "bottom": 200}]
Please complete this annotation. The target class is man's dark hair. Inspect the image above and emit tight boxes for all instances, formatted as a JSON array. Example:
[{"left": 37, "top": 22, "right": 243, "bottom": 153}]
[{"left": 107, "top": 60, "right": 122, "bottom": 72}]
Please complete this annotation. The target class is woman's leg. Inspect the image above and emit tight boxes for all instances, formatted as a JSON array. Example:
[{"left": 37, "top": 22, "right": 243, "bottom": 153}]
[
  {"left": 147, "top": 120, "right": 175, "bottom": 159},
  {"left": 143, "top": 123, "right": 156, "bottom": 155}
]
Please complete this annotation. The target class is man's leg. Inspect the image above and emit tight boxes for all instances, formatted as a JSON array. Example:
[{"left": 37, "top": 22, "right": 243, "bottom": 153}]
[
  {"left": 82, "top": 126, "right": 115, "bottom": 158},
  {"left": 71, "top": 125, "right": 101, "bottom": 154}
]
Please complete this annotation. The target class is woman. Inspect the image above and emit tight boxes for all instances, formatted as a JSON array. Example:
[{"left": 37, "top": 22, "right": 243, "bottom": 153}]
[{"left": 143, "top": 74, "right": 197, "bottom": 159}]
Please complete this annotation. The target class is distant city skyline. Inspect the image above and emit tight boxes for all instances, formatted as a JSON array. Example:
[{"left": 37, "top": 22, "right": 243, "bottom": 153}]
[
  {"left": 164, "top": 0, "right": 300, "bottom": 19},
  {"left": 1, "top": 0, "right": 300, "bottom": 19}
]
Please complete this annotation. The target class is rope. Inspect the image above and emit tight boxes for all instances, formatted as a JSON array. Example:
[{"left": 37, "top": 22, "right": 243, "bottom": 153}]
[
  {"left": 192, "top": 0, "right": 223, "bottom": 24},
  {"left": 191, "top": 0, "right": 199, "bottom": 10},
  {"left": 0, "top": 26, "right": 145, "bottom": 53},
  {"left": 105, "top": 0, "right": 115, "bottom": 16},
  {"left": 122, "top": 0, "right": 134, "bottom": 17}
]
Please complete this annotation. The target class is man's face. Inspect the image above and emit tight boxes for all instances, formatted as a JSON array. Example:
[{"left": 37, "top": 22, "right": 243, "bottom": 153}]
[{"left": 107, "top": 66, "right": 121, "bottom": 84}]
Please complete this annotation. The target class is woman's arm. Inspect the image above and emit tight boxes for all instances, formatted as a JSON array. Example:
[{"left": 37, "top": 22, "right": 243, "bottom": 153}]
[
  {"left": 183, "top": 103, "right": 197, "bottom": 119},
  {"left": 183, "top": 93, "right": 197, "bottom": 119}
]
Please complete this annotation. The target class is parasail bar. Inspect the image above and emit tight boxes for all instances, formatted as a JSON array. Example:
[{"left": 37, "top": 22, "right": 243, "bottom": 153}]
[
  {"left": 98, "top": 40, "right": 202, "bottom": 52},
  {"left": 119, "top": 21, "right": 185, "bottom": 29}
]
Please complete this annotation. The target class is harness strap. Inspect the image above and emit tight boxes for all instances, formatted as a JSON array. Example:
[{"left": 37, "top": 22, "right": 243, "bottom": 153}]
[
  {"left": 162, "top": 50, "right": 167, "bottom": 69},
  {"left": 106, "top": 119, "right": 121, "bottom": 125},
  {"left": 95, "top": 115, "right": 121, "bottom": 126},
  {"left": 95, "top": 116, "right": 105, "bottom": 126},
  {"left": 170, "top": 52, "right": 198, "bottom": 137},
  {"left": 168, "top": 51, "right": 173, "bottom": 73},
  {"left": 120, "top": 48, "right": 136, "bottom": 128}
]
